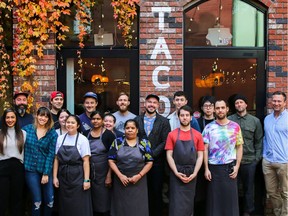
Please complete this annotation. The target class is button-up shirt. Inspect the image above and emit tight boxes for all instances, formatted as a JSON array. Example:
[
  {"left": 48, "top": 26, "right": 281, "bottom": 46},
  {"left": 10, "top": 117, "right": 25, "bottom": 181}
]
[
  {"left": 23, "top": 124, "right": 57, "bottom": 175},
  {"left": 263, "top": 109, "right": 288, "bottom": 163},
  {"left": 228, "top": 113, "right": 263, "bottom": 164}
]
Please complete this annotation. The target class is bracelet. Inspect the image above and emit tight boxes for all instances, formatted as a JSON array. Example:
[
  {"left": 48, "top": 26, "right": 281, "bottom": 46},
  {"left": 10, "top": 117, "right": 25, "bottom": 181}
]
[
  {"left": 84, "top": 179, "right": 90, "bottom": 183},
  {"left": 138, "top": 173, "right": 143, "bottom": 178}
]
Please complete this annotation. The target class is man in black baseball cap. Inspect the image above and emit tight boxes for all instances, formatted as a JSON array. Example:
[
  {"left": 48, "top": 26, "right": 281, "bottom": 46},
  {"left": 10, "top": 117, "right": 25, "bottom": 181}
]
[
  {"left": 134, "top": 93, "right": 170, "bottom": 216},
  {"left": 13, "top": 91, "right": 34, "bottom": 127}
]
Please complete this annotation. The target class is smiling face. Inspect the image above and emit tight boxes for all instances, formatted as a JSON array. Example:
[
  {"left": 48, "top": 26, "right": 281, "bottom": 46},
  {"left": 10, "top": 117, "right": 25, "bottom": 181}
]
[
  {"left": 51, "top": 96, "right": 64, "bottom": 111},
  {"left": 116, "top": 94, "right": 130, "bottom": 112},
  {"left": 58, "top": 111, "right": 69, "bottom": 128},
  {"left": 103, "top": 115, "right": 115, "bottom": 131},
  {"left": 83, "top": 97, "right": 98, "bottom": 114},
  {"left": 36, "top": 114, "right": 49, "bottom": 127},
  {"left": 66, "top": 116, "right": 80, "bottom": 135},
  {"left": 5, "top": 111, "right": 17, "bottom": 128},
  {"left": 272, "top": 94, "right": 286, "bottom": 114},
  {"left": 145, "top": 97, "right": 159, "bottom": 114}
]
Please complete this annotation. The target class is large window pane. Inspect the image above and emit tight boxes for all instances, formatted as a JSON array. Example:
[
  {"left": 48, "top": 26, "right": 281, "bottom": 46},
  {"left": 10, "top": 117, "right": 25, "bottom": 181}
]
[
  {"left": 60, "top": 1, "right": 138, "bottom": 47},
  {"left": 184, "top": 0, "right": 265, "bottom": 47},
  {"left": 192, "top": 58, "right": 257, "bottom": 114}
]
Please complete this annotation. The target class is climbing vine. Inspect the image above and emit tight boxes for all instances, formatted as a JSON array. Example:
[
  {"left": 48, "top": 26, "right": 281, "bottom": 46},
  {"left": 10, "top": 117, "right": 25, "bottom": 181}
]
[
  {"left": 0, "top": 0, "right": 138, "bottom": 111},
  {"left": 111, "top": 0, "right": 139, "bottom": 48}
]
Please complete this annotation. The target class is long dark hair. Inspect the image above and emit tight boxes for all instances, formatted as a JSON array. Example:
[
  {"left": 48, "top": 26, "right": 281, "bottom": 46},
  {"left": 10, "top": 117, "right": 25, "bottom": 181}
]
[{"left": 0, "top": 108, "right": 24, "bottom": 154}]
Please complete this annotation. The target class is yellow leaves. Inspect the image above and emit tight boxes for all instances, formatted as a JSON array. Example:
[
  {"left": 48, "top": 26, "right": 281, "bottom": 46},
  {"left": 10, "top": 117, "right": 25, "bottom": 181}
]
[{"left": 111, "top": 0, "right": 138, "bottom": 47}]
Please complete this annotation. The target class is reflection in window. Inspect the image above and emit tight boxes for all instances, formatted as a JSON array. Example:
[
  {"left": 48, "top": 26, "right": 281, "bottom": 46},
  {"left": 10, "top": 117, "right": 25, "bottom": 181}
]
[
  {"left": 60, "top": 1, "right": 138, "bottom": 47},
  {"left": 192, "top": 58, "right": 257, "bottom": 114},
  {"left": 185, "top": 0, "right": 264, "bottom": 47},
  {"left": 73, "top": 58, "right": 130, "bottom": 114}
]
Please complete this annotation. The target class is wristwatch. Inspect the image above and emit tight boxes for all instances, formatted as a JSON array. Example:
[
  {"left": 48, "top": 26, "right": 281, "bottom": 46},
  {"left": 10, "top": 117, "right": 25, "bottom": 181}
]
[{"left": 84, "top": 179, "right": 90, "bottom": 183}]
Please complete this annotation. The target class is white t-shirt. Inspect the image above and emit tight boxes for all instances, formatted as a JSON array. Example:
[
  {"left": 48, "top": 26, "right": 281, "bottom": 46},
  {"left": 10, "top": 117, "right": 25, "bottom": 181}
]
[{"left": 56, "top": 133, "right": 91, "bottom": 158}]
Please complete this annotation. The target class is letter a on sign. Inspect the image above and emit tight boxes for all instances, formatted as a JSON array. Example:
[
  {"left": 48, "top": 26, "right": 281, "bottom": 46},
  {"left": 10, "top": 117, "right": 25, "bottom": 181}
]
[{"left": 151, "top": 37, "right": 172, "bottom": 60}]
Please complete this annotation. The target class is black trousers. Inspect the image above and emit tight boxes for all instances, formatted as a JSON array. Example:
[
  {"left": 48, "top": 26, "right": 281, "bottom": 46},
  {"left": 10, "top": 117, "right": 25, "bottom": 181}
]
[
  {"left": 147, "top": 164, "right": 164, "bottom": 216},
  {"left": 0, "top": 158, "right": 25, "bottom": 216}
]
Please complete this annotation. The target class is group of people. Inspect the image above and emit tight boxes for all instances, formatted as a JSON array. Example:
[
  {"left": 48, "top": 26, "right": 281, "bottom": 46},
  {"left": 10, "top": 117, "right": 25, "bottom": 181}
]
[{"left": 0, "top": 89, "right": 287, "bottom": 216}]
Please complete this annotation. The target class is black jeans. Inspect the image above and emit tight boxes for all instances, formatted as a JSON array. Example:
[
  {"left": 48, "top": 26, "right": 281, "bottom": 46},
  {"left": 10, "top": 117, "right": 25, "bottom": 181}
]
[
  {"left": 0, "top": 158, "right": 25, "bottom": 216},
  {"left": 238, "top": 161, "right": 257, "bottom": 213},
  {"left": 147, "top": 164, "right": 164, "bottom": 216}
]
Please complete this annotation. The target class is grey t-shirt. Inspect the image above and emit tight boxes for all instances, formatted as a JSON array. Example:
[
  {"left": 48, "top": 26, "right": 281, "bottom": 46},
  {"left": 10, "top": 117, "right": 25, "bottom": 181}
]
[{"left": 113, "top": 111, "right": 136, "bottom": 133}]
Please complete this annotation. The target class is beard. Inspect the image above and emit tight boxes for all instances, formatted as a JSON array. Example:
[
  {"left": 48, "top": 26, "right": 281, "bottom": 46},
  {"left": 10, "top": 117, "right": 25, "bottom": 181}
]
[
  {"left": 145, "top": 107, "right": 156, "bottom": 115},
  {"left": 216, "top": 113, "right": 226, "bottom": 120},
  {"left": 180, "top": 121, "right": 190, "bottom": 127},
  {"left": 15, "top": 104, "right": 28, "bottom": 116}
]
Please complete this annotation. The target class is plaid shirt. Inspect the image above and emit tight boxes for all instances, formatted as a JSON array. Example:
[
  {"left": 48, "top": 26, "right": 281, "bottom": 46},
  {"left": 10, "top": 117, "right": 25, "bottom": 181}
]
[{"left": 23, "top": 124, "right": 57, "bottom": 175}]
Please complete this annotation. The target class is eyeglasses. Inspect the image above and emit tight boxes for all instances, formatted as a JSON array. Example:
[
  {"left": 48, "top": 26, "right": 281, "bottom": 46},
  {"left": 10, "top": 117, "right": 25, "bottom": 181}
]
[{"left": 203, "top": 104, "right": 214, "bottom": 109}]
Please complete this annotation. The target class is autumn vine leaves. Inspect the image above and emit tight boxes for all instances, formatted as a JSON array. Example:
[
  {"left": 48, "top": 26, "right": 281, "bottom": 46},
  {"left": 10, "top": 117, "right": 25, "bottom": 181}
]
[
  {"left": 0, "top": 0, "right": 139, "bottom": 110},
  {"left": 111, "top": 0, "right": 139, "bottom": 48}
]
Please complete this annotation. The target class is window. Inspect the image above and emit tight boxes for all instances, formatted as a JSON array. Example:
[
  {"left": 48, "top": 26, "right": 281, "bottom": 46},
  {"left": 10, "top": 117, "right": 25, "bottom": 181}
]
[
  {"left": 60, "top": 1, "right": 138, "bottom": 48},
  {"left": 184, "top": 0, "right": 265, "bottom": 47},
  {"left": 184, "top": 0, "right": 267, "bottom": 120}
]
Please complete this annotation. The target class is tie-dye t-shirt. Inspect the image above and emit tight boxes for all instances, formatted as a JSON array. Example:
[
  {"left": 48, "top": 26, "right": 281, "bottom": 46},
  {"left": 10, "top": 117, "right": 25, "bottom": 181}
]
[{"left": 202, "top": 120, "right": 243, "bottom": 164}]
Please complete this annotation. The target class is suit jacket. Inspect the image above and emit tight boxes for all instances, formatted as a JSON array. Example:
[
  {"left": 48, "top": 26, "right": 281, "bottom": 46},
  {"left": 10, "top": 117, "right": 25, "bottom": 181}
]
[{"left": 134, "top": 112, "right": 171, "bottom": 166}]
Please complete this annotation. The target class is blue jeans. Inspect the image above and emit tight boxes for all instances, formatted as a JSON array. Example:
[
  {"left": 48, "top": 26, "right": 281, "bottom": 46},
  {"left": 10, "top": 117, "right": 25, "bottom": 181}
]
[{"left": 25, "top": 171, "right": 54, "bottom": 216}]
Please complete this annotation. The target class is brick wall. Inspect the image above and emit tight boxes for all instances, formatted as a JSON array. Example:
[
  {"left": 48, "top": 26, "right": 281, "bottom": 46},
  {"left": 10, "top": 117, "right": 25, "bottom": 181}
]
[
  {"left": 138, "top": 1, "right": 190, "bottom": 116},
  {"left": 11, "top": 0, "right": 287, "bottom": 214},
  {"left": 263, "top": 0, "right": 288, "bottom": 112},
  {"left": 13, "top": 34, "right": 56, "bottom": 110}
]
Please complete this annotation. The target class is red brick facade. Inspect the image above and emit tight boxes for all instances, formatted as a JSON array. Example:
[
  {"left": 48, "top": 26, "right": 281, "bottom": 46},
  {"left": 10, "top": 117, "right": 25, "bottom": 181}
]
[
  {"left": 11, "top": 0, "right": 287, "bottom": 214},
  {"left": 13, "top": 0, "right": 287, "bottom": 111}
]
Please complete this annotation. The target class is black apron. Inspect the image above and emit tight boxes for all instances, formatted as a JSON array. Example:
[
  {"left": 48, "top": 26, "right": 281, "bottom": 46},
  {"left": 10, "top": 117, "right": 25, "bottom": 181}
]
[
  {"left": 169, "top": 129, "right": 197, "bottom": 216},
  {"left": 88, "top": 129, "right": 111, "bottom": 213},
  {"left": 111, "top": 140, "right": 149, "bottom": 216},
  {"left": 57, "top": 133, "right": 93, "bottom": 216}
]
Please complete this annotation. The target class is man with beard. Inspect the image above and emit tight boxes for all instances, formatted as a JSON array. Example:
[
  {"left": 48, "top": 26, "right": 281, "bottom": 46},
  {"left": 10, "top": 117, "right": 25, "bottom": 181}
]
[
  {"left": 134, "top": 94, "right": 170, "bottom": 216},
  {"left": 13, "top": 91, "right": 34, "bottom": 128},
  {"left": 228, "top": 94, "right": 263, "bottom": 216},
  {"left": 79, "top": 92, "right": 98, "bottom": 133},
  {"left": 165, "top": 105, "right": 204, "bottom": 216},
  {"left": 113, "top": 92, "right": 136, "bottom": 133},
  {"left": 50, "top": 91, "right": 64, "bottom": 129},
  {"left": 203, "top": 100, "right": 243, "bottom": 216}
]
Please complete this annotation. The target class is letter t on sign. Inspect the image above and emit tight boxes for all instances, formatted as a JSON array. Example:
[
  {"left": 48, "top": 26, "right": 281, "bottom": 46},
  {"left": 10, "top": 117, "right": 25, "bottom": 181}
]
[{"left": 151, "top": 7, "right": 171, "bottom": 31}]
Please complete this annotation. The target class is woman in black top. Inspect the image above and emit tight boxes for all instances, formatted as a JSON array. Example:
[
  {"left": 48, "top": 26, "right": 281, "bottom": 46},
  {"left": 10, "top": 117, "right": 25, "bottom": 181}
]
[{"left": 85, "top": 111, "right": 115, "bottom": 216}]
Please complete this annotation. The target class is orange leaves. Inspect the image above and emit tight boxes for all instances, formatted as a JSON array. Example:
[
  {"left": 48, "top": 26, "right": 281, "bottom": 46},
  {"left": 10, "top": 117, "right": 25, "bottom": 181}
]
[{"left": 111, "top": 0, "right": 139, "bottom": 48}]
